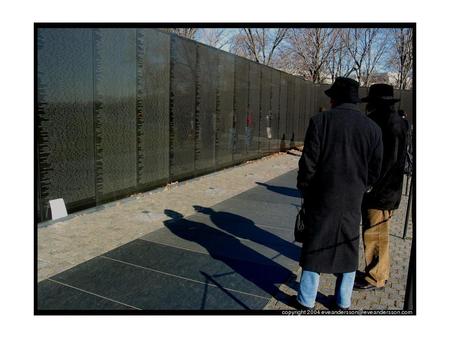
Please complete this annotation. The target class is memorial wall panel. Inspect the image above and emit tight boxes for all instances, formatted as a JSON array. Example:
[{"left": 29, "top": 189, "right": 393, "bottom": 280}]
[
  {"left": 196, "top": 45, "right": 218, "bottom": 172},
  {"left": 37, "top": 28, "right": 95, "bottom": 220},
  {"left": 94, "top": 28, "right": 137, "bottom": 201}
]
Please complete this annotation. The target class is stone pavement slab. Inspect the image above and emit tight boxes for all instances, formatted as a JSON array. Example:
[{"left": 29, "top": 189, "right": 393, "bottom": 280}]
[
  {"left": 140, "top": 225, "right": 299, "bottom": 271},
  {"left": 38, "top": 279, "right": 135, "bottom": 310},
  {"left": 43, "top": 256, "right": 269, "bottom": 310},
  {"left": 103, "top": 240, "right": 285, "bottom": 298},
  {"left": 210, "top": 198, "right": 299, "bottom": 230}
]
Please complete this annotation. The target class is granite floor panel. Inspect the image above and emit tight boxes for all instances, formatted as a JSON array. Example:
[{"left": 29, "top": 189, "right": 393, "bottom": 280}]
[
  {"left": 185, "top": 209, "right": 295, "bottom": 241},
  {"left": 234, "top": 186, "right": 300, "bottom": 205},
  {"left": 38, "top": 279, "right": 136, "bottom": 310},
  {"left": 209, "top": 198, "right": 299, "bottom": 229},
  {"left": 48, "top": 256, "right": 269, "bottom": 310},
  {"left": 104, "top": 239, "right": 294, "bottom": 298},
  {"left": 262, "top": 169, "right": 298, "bottom": 187},
  {"left": 230, "top": 170, "right": 300, "bottom": 204},
  {"left": 141, "top": 220, "right": 300, "bottom": 271},
  {"left": 185, "top": 212, "right": 298, "bottom": 259}
]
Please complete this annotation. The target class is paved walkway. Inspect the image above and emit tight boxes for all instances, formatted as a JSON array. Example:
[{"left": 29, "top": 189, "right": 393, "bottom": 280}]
[
  {"left": 37, "top": 153, "right": 412, "bottom": 311},
  {"left": 38, "top": 152, "right": 299, "bottom": 282}
]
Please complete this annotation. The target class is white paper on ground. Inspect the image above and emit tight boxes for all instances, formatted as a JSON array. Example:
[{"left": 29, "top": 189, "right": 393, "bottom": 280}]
[{"left": 49, "top": 198, "right": 68, "bottom": 220}]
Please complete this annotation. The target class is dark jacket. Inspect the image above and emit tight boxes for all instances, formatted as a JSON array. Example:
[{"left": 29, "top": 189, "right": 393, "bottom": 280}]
[
  {"left": 362, "top": 106, "right": 409, "bottom": 210},
  {"left": 297, "top": 103, "right": 383, "bottom": 273}
]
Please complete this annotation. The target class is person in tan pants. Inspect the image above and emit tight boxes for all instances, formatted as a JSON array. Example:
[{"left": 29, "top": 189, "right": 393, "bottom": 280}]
[
  {"left": 361, "top": 209, "right": 393, "bottom": 288},
  {"left": 354, "top": 84, "right": 409, "bottom": 290}
]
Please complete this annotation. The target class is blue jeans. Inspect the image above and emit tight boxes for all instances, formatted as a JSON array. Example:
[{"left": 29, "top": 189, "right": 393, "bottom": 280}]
[{"left": 297, "top": 270, "right": 356, "bottom": 309}]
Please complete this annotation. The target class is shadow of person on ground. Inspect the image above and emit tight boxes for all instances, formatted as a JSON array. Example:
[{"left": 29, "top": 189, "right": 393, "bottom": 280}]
[
  {"left": 255, "top": 182, "right": 300, "bottom": 198},
  {"left": 193, "top": 205, "right": 300, "bottom": 262},
  {"left": 163, "top": 209, "right": 295, "bottom": 306}
]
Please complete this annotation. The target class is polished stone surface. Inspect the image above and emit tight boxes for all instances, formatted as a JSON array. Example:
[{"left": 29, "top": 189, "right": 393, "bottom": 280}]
[
  {"left": 38, "top": 279, "right": 134, "bottom": 310},
  {"left": 48, "top": 256, "right": 268, "bottom": 310},
  {"left": 105, "top": 239, "right": 292, "bottom": 298},
  {"left": 210, "top": 197, "right": 299, "bottom": 229},
  {"left": 141, "top": 220, "right": 300, "bottom": 270}
]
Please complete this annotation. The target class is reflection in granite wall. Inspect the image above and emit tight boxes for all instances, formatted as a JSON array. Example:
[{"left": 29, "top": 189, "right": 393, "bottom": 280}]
[
  {"left": 293, "top": 78, "right": 302, "bottom": 146},
  {"left": 37, "top": 28, "right": 96, "bottom": 220},
  {"left": 37, "top": 27, "right": 414, "bottom": 222},
  {"left": 279, "top": 73, "right": 288, "bottom": 151},
  {"left": 317, "top": 84, "right": 330, "bottom": 112},
  {"left": 170, "top": 36, "right": 197, "bottom": 180},
  {"left": 286, "top": 75, "right": 295, "bottom": 146},
  {"left": 312, "top": 85, "right": 318, "bottom": 115},
  {"left": 248, "top": 62, "right": 261, "bottom": 157},
  {"left": 309, "top": 85, "right": 314, "bottom": 120},
  {"left": 215, "top": 53, "right": 234, "bottom": 168},
  {"left": 233, "top": 57, "right": 249, "bottom": 162},
  {"left": 196, "top": 45, "right": 217, "bottom": 172},
  {"left": 395, "top": 89, "right": 414, "bottom": 125},
  {"left": 138, "top": 29, "right": 170, "bottom": 187},
  {"left": 259, "top": 67, "right": 271, "bottom": 154},
  {"left": 298, "top": 79, "right": 307, "bottom": 141},
  {"left": 94, "top": 29, "right": 137, "bottom": 201},
  {"left": 270, "top": 69, "right": 281, "bottom": 152},
  {"left": 303, "top": 84, "right": 311, "bottom": 132}
]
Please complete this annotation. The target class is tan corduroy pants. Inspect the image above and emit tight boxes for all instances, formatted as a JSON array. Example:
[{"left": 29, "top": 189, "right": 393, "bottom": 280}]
[{"left": 362, "top": 209, "right": 393, "bottom": 287}]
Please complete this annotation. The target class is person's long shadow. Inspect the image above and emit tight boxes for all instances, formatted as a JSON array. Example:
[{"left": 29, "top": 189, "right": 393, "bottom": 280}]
[
  {"left": 163, "top": 209, "right": 295, "bottom": 304},
  {"left": 191, "top": 206, "right": 345, "bottom": 309},
  {"left": 193, "top": 205, "right": 300, "bottom": 262},
  {"left": 255, "top": 182, "right": 300, "bottom": 198}
]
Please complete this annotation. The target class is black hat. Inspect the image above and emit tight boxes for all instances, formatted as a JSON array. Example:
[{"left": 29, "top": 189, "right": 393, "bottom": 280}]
[
  {"left": 324, "top": 77, "right": 361, "bottom": 103},
  {"left": 361, "top": 83, "right": 400, "bottom": 103}
]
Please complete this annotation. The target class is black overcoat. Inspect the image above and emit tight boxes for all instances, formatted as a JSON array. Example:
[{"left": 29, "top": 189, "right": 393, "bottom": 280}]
[
  {"left": 362, "top": 107, "right": 409, "bottom": 210},
  {"left": 297, "top": 103, "right": 383, "bottom": 273}
]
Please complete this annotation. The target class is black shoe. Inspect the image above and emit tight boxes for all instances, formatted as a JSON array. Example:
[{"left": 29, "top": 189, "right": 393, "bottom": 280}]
[
  {"left": 338, "top": 306, "right": 350, "bottom": 311},
  {"left": 356, "top": 270, "right": 366, "bottom": 280},
  {"left": 353, "top": 279, "right": 384, "bottom": 290},
  {"left": 332, "top": 303, "right": 350, "bottom": 311},
  {"left": 287, "top": 295, "right": 314, "bottom": 311}
]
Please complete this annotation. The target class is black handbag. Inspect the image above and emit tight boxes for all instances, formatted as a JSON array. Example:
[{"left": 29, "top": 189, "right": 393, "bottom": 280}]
[{"left": 294, "top": 202, "right": 307, "bottom": 243}]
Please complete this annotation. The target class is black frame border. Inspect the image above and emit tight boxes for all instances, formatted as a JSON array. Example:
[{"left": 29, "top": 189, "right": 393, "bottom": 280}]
[{"left": 34, "top": 22, "right": 416, "bottom": 316}]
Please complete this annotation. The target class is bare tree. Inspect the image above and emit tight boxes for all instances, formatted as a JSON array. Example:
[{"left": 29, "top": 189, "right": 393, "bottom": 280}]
[
  {"left": 344, "top": 28, "right": 388, "bottom": 86},
  {"left": 389, "top": 28, "right": 413, "bottom": 89},
  {"left": 230, "top": 28, "right": 288, "bottom": 66},
  {"left": 284, "top": 28, "right": 338, "bottom": 83},
  {"left": 294, "top": 28, "right": 337, "bottom": 83},
  {"left": 271, "top": 46, "right": 301, "bottom": 76},
  {"left": 163, "top": 28, "right": 199, "bottom": 40},
  {"left": 161, "top": 26, "right": 410, "bottom": 90},
  {"left": 325, "top": 29, "right": 354, "bottom": 83},
  {"left": 197, "top": 28, "right": 230, "bottom": 50}
]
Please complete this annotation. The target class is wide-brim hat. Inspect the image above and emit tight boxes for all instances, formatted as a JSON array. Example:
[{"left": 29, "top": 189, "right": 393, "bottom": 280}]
[
  {"left": 324, "top": 77, "right": 361, "bottom": 103},
  {"left": 361, "top": 83, "right": 400, "bottom": 103}
]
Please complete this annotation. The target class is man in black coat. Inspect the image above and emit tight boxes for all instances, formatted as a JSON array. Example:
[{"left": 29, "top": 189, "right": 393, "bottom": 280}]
[
  {"left": 354, "top": 84, "right": 409, "bottom": 290},
  {"left": 294, "top": 77, "right": 383, "bottom": 310}
]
